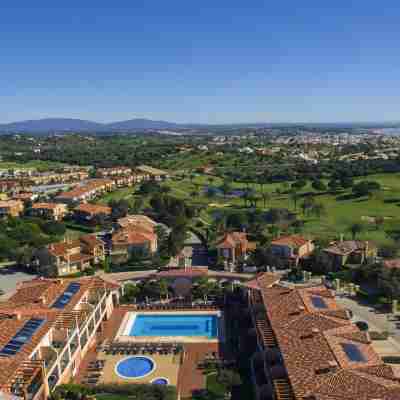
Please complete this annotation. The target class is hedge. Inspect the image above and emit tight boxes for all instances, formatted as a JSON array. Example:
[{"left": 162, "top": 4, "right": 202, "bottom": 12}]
[{"left": 52, "top": 383, "right": 177, "bottom": 400}]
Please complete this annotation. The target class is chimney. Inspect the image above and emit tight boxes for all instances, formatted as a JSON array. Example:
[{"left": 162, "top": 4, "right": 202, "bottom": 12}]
[{"left": 301, "top": 327, "right": 320, "bottom": 340}]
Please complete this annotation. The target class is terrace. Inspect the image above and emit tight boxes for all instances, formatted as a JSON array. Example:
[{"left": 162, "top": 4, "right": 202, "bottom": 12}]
[{"left": 75, "top": 302, "right": 224, "bottom": 398}]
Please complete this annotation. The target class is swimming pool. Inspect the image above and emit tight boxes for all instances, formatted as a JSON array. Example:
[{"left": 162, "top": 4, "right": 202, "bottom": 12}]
[
  {"left": 115, "top": 356, "right": 155, "bottom": 379},
  {"left": 128, "top": 314, "right": 218, "bottom": 338}
]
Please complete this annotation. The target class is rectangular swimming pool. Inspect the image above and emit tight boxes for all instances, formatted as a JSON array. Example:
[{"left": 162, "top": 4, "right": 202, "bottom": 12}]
[{"left": 128, "top": 314, "right": 219, "bottom": 338}]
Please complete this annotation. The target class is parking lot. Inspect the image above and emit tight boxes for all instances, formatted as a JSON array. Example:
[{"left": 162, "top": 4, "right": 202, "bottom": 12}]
[{"left": 0, "top": 263, "right": 38, "bottom": 300}]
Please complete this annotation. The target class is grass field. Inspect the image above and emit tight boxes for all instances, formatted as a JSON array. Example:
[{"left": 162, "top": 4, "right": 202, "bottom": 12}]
[
  {"left": 0, "top": 160, "right": 66, "bottom": 170},
  {"left": 164, "top": 172, "right": 400, "bottom": 245},
  {"left": 96, "top": 186, "right": 137, "bottom": 205},
  {"left": 90, "top": 171, "right": 400, "bottom": 246},
  {"left": 95, "top": 395, "right": 128, "bottom": 400}
]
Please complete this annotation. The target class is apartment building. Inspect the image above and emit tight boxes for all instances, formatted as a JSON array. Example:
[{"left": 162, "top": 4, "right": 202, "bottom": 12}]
[
  {"left": 135, "top": 165, "right": 170, "bottom": 181},
  {"left": 55, "top": 179, "right": 114, "bottom": 205},
  {"left": 0, "top": 200, "right": 24, "bottom": 218},
  {"left": 270, "top": 235, "right": 315, "bottom": 266},
  {"left": 322, "top": 240, "right": 378, "bottom": 270},
  {"left": 73, "top": 203, "right": 112, "bottom": 224},
  {"left": 36, "top": 235, "right": 105, "bottom": 276},
  {"left": 0, "top": 276, "right": 120, "bottom": 400},
  {"left": 111, "top": 221, "right": 158, "bottom": 264},
  {"left": 28, "top": 171, "right": 89, "bottom": 186},
  {"left": 216, "top": 231, "right": 256, "bottom": 265},
  {"left": 96, "top": 167, "right": 132, "bottom": 177},
  {"left": 31, "top": 203, "right": 68, "bottom": 221},
  {"left": 245, "top": 272, "right": 400, "bottom": 400}
]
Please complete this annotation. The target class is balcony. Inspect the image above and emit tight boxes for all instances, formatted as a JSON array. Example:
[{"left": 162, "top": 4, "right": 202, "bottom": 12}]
[
  {"left": 40, "top": 347, "right": 58, "bottom": 373},
  {"left": 51, "top": 340, "right": 67, "bottom": 352}
]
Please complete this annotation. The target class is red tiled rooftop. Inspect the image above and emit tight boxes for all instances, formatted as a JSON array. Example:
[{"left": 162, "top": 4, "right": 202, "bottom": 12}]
[
  {"left": 74, "top": 203, "right": 111, "bottom": 215},
  {"left": 156, "top": 267, "right": 209, "bottom": 278},
  {"left": 216, "top": 231, "right": 248, "bottom": 248},
  {"left": 252, "top": 273, "right": 400, "bottom": 399},
  {"left": 271, "top": 234, "right": 311, "bottom": 247}
]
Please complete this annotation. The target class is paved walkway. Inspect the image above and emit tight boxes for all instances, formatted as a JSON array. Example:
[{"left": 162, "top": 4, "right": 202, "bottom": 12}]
[
  {"left": 98, "top": 269, "right": 255, "bottom": 284},
  {"left": 336, "top": 295, "right": 400, "bottom": 345}
]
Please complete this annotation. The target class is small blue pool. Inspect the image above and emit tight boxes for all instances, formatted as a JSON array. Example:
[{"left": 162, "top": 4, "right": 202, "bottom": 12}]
[
  {"left": 152, "top": 377, "right": 169, "bottom": 385},
  {"left": 129, "top": 314, "right": 218, "bottom": 338},
  {"left": 115, "top": 356, "right": 155, "bottom": 379}
]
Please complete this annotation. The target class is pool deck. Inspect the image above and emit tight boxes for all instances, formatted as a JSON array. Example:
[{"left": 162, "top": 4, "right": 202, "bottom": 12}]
[
  {"left": 75, "top": 305, "right": 223, "bottom": 398},
  {"left": 99, "top": 353, "right": 180, "bottom": 386}
]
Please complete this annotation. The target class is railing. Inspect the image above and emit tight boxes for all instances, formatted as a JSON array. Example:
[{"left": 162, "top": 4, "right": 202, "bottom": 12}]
[{"left": 44, "top": 355, "right": 57, "bottom": 373}]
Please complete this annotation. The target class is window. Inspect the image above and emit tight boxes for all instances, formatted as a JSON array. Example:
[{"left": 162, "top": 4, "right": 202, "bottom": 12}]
[
  {"left": 311, "top": 296, "right": 328, "bottom": 309},
  {"left": 0, "top": 318, "right": 45, "bottom": 357},
  {"left": 341, "top": 343, "right": 366, "bottom": 362},
  {"left": 51, "top": 282, "right": 81, "bottom": 309}
]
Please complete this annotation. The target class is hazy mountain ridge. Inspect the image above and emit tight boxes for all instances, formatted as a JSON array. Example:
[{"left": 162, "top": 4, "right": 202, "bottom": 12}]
[
  {"left": 0, "top": 118, "right": 185, "bottom": 133},
  {"left": 0, "top": 118, "right": 399, "bottom": 134}
]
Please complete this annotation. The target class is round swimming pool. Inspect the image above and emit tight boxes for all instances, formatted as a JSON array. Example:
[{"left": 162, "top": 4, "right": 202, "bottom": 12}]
[
  {"left": 115, "top": 356, "right": 156, "bottom": 379},
  {"left": 152, "top": 377, "right": 169, "bottom": 385}
]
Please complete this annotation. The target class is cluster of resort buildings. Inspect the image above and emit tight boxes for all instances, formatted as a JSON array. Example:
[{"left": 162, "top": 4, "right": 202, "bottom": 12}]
[
  {"left": 1, "top": 268, "right": 400, "bottom": 400},
  {"left": 0, "top": 164, "right": 169, "bottom": 219},
  {"left": 0, "top": 275, "right": 120, "bottom": 400}
]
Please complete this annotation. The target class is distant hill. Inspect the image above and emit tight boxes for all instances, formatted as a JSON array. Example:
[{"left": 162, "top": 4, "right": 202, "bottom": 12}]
[
  {"left": 0, "top": 118, "right": 184, "bottom": 134},
  {"left": 0, "top": 118, "right": 105, "bottom": 133},
  {"left": 107, "top": 118, "right": 181, "bottom": 131},
  {"left": 1, "top": 117, "right": 397, "bottom": 134}
]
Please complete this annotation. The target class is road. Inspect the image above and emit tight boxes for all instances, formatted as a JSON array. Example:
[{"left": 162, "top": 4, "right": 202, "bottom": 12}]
[
  {"left": 0, "top": 264, "right": 38, "bottom": 300},
  {"left": 97, "top": 269, "right": 255, "bottom": 284}
]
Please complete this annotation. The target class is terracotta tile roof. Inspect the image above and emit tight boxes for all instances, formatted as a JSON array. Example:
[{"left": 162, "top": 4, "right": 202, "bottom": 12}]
[
  {"left": 324, "top": 240, "right": 375, "bottom": 256},
  {"left": 80, "top": 234, "right": 104, "bottom": 248},
  {"left": 117, "top": 214, "right": 158, "bottom": 230},
  {"left": 12, "top": 192, "right": 34, "bottom": 200},
  {"left": 56, "top": 179, "right": 113, "bottom": 200},
  {"left": 74, "top": 203, "right": 111, "bottom": 215},
  {"left": 271, "top": 234, "right": 311, "bottom": 247},
  {"left": 48, "top": 240, "right": 81, "bottom": 257},
  {"left": 252, "top": 280, "right": 400, "bottom": 399},
  {"left": 112, "top": 226, "right": 156, "bottom": 245},
  {"left": 156, "top": 268, "right": 209, "bottom": 278},
  {"left": 243, "top": 272, "right": 280, "bottom": 290},
  {"left": 136, "top": 165, "right": 169, "bottom": 176},
  {"left": 0, "top": 200, "right": 23, "bottom": 208},
  {"left": 0, "top": 275, "right": 119, "bottom": 390},
  {"left": 216, "top": 231, "right": 248, "bottom": 249},
  {"left": 32, "top": 202, "right": 61, "bottom": 210},
  {"left": 383, "top": 259, "right": 400, "bottom": 270}
]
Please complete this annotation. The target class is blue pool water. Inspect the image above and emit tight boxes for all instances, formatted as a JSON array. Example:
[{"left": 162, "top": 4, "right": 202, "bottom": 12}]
[
  {"left": 152, "top": 378, "right": 169, "bottom": 385},
  {"left": 130, "top": 314, "right": 218, "bottom": 338},
  {"left": 115, "top": 356, "right": 155, "bottom": 379}
]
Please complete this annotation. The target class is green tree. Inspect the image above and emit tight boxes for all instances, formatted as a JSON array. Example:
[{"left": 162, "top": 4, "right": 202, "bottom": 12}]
[
  {"left": 132, "top": 197, "right": 144, "bottom": 213},
  {"left": 289, "top": 189, "right": 299, "bottom": 211},
  {"left": 311, "top": 179, "right": 326, "bottom": 192},
  {"left": 260, "top": 191, "right": 271, "bottom": 209},
  {"left": 349, "top": 222, "right": 364, "bottom": 240}
]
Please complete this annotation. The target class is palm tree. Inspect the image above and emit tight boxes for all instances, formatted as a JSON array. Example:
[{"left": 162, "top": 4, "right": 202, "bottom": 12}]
[
  {"left": 261, "top": 191, "right": 271, "bottom": 209},
  {"left": 349, "top": 223, "right": 364, "bottom": 240},
  {"left": 289, "top": 189, "right": 299, "bottom": 211}
]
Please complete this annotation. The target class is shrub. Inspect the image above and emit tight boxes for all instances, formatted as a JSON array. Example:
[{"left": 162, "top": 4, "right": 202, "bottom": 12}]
[
  {"left": 53, "top": 383, "right": 177, "bottom": 400},
  {"left": 369, "top": 331, "right": 389, "bottom": 340}
]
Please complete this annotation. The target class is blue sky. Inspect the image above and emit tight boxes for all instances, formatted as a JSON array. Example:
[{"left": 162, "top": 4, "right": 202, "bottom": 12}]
[{"left": 1, "top": 1, "right": 400, "bottom": 124}]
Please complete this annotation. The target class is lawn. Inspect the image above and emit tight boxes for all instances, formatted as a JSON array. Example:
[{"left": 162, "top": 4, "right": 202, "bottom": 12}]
[
  {"left": 164, "top": 172, "right": 400, "bottom": 246},
  {"left": 96, "top": 395, "right": 129, "bottom": 400},
  {"left": 96, "top": 186, "right": 137, "bottom": 205},
  {"left": 206, "top": 373, "right": 226, "bottom": 399},
  {"left": 0, "top": 160, "right": 66, "bottom": 170}
]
